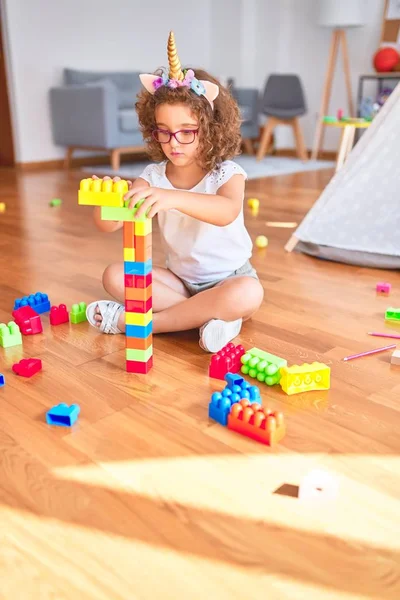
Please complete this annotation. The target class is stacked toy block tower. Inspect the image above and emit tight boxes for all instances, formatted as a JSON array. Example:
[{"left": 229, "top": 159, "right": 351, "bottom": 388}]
[{"left": 78, "top": 178, "right": 153, "bottom": 374}]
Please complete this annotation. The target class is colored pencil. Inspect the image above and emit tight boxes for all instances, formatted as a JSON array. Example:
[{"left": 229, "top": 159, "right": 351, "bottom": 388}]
[
  {"left": 368, "top": 332, "right": 400, "bottom": 339},
  {"left": 343, "top": 344, "right": 396, "bottom": 362}
]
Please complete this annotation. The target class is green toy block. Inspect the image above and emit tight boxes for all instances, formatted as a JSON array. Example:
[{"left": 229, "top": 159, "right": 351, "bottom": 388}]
[
  {"left": 49, "top": 198, "right": 62, "bottom": 207},
  {"left": 241, "top": 347, "right": 287, "bottom": 385},
  {"left": 71, "top": 302, "right": 87, "bottom": 324},
  {"left": 385, "top": 307, "right": 400, "bottom": 322},
  {"left": 101, "top": 200, "right": 150, "bottom": 223},
  {"left": 126, "top": 346, "right": 153, "bottom": 362},
  {"left": 0, "top": 322, "right": 22, "bottom": 348}
]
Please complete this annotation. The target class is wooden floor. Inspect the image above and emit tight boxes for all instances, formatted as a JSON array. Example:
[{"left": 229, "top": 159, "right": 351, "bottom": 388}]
[{"left": 0, "top": 165, "right": 400, "bottom": 600}]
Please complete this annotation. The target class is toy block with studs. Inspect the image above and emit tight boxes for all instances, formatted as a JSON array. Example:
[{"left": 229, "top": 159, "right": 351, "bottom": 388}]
[
  {"left": 209, "top": 342, "right": 246, "bottom": 379},
  {"left": 71, "top": 302, "right": 87, "bottom": 324},
  {"left": 78, "top": 178, "right": 128, "bottom": 207},
  {"left": 126, "top": 356, "right": 153, "bottom": 374},
  {"left": 209, "top": 373, "right": 261, "bottom": 426},
  {"left": 12, "top": 306, "right": 43, "bottom": 335},
  {"left": 0, "top": 322, "right": 22, "bottom": 348},
  {"left": 46, "top": 403, "right": 80, "bottom": 427},
  {"left": 241, "top": 347, "right": 287, "bottom": 385},
  {"left": 12, "top": 358, "right": 42, "bottom": 378},
  {"left": 385, "top": 308, "right": 400, "bottom": 322},
  {"left": 14, "top": 292, "right": 50, "bottom": 314},
  {"left": 0, "top": 374, "right": 4, "bottom": 387},
  {"left": 376, "top": 282, "right": 391, "bottom": 294},
  {"left": 125, "top": 273, "right": 152, "bottom": 288},
  {"left": 49, "top": 304, "right": 69, "bottom": 325},
  {"left": 280, "top": 362, "right": 330, "bottom": 395},
  {"left": 227, "top": 399, "right": 286, "bottom": 446}
]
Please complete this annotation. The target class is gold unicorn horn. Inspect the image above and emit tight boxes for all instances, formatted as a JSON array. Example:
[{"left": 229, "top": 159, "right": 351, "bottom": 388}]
[{"left": 167, "top": 31, "right": 184, "bottom": 81}]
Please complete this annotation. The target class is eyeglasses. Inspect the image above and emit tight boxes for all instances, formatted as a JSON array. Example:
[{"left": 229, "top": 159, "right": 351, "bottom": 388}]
[{"left": 152, "top": 128, "right": 199, "bottom": 144}]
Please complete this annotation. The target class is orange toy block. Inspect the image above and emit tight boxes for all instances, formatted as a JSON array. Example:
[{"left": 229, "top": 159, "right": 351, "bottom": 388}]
[
  {"left": 126, "top": 334, "right": 153, "bottom": 350},
  {"left": 125, "top": 284, "right": 152, "bottom": 301},
  {"left": 123, "top": 222, "right": 135, "bottom": 247},
  {"left": 227, "top": 399, "right": 285, "bottom": 446},
  {"left": 134, "top": 234, "right": 152, "bottom": 262}
]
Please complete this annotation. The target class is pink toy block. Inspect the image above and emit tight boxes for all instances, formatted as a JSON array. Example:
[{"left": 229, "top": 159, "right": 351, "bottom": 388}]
[
  {"left": 50, "top": 304, "right": 69, "bottom": 325},
  {"left": 12, "top": 358, "right": 42, "bottom": 378},
  {"left": 376, "top": 282, "right": 391, "bottom": 294},
  {"left": 12, "top": 306, "right": 43, "bottom": 335},
  {"left": 209, "top": 343, "right": 246, "bottom": 380}
]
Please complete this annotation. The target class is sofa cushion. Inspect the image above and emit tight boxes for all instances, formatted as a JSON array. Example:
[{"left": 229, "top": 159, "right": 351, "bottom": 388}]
[
  {"left": 64, "top": 69, "right": 142, "bottom": 109},
  {"left": 118, "top": 108, "right": 140, "bottom": 133}
]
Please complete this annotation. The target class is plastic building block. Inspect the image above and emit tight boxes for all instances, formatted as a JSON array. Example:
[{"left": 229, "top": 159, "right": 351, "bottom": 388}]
[
  {"left": 125, "top": 298, "right": 152, "bottom": 313},
  {"left": 49, "top": 198, "right": 62, "bottom": 207},
  {"left": 14, "top": 292, "right": 50, "bottom": 314},
  {"left": 134, "top": 219, "right": 152, "bottom": 236},
  {"left": 241, "top": 347, "right": 287, "bottom": 385},
  {"left": 126, "top": 356, "right": 153, "bottom": 374},
  {"left": 227, "top": 399, "right": 285, "bottom": 446},
  {"left": 126, "top": 346, "right": 153, "bottom": 362},
  {"left": 101, "top": 202, "right": 148, "bottom": 222},
  {"left": 126, "top": 333, "right": 153, "bottom": 350},
  {"left": 0, "top": 374, "right": 4, "bottom": 387},
  {"left": 125, "top": 284, "right": 152, "bottom": 301},
  {"left": 124, "top": 259, "right": 152, "bottom": 276},
  {"left": 0, "top": 202, "right": 6, "bottom": 213},
  {"left": 209, "top": 343, "right": 246, "bottom": 379},
  {"left": 46, "top": 403, "right": 80, "bottom": 427},
  {"left": 299, "top": 469, "right": 339, "bottom": 501},
  {"left": 134, "top": 234, "right": 152, "bottom": 262},
  {"left": 78, "top": 178, "right": 128, "bottom": 207},
  {"left": 391, "top": 349, "right": 400, "bottom": 366},
  {"left": 376, "top": 282, "right": 391, "bottom": 294},
  {"left": 124, "top": 247, "right": 136, "bottom": 261},
  {"left": 385, "top": 307, "right": 400, "bottom": 322},
  {"left": 280, "top": 362, "right": 330, "bottom": 395},
  {"left": 12, "top": 306, "right": 43, "bottom": 335},
  {"left": 125, "top": 323, "right": 153, "bottom": 338},
  {"left": 71, "top": 302, "right": 87, "bottom": 324},
  {"left": 12, "top": 358, "right": 42, "bottom": 378},
  {"left": 124, "top": 273, "right": 152, "bottom": 288},
  {"left": 123, "top": 222, "right": 135, "bottom": 246},
  {"left": 50, "top": 304, "right": 69, "bottom": 325},
  {"left": 209, "top": 373, "right": 261, "bottom": 426},
  {"left": 0, "top": 322, "right": 22, "bottom": 348},
  {"left": 125, "top": 309, "right": 152, "bottom": 327}
]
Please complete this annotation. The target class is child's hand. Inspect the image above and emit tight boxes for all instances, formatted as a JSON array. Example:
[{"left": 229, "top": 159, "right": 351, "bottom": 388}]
[
  {"left": 124, "top": 187, "right": 176, "bottom": 219},
  {"left": 91, "top": 174, "right": 133, "bottom": 189}
]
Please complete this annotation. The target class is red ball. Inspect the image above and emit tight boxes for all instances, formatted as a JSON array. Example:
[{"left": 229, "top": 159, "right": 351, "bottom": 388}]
[{"left": 373, "top": 47, "right": 399, "bottom": 72}]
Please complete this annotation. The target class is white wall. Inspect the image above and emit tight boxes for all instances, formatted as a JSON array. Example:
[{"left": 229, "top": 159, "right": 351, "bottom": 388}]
[{"left": 3, "top": 0, "right": 386, "bottom": 162}]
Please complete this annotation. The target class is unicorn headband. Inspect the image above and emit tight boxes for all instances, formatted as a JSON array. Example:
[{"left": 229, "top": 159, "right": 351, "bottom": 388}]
[{"left": 139, "top": 31, "right": 219, "bottom": 109}]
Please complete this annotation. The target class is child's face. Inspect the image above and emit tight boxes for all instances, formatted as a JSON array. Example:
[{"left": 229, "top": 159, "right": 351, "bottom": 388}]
[{"left": 154, "top": 103, "right": 200, "bottom": 167}]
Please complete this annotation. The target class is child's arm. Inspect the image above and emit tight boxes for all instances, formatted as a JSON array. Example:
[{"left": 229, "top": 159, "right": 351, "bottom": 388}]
[
  {"left": 125, "top": 174, "right": 245, "bottom": 227},
  {"left": 93, "top": 177, "right": 150, "bottom": 232}
]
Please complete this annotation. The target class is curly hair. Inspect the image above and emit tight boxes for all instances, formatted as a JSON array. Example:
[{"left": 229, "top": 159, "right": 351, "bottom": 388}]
[{"left": 135, "top": 69, "right": 242, "bottom": 172}]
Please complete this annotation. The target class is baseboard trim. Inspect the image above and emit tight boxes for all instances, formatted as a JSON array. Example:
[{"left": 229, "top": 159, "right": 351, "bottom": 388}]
[{"left": 274, "top": 148, "right": 336, "bottom": 160}]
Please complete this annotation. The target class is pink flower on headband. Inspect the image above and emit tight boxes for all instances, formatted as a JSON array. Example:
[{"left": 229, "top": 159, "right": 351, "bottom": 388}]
[
  {"left": 167, "top": 79, "right": 180, "bottom": 89},
  {"left": 183, "top": 69, "right": 195, "bottom": 85},
  {"left": 153, "top": 77, "right": 165, "bottom": 90}
]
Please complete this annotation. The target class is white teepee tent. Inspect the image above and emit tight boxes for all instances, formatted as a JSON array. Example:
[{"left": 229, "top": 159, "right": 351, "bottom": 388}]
[{"left": 286, "top": 82, "right": 400, "bottom": 269}]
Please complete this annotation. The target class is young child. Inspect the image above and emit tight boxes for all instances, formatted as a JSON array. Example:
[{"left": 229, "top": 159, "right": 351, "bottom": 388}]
[{"left": 87, "top": 31, "right": 264, "bottom": 352}]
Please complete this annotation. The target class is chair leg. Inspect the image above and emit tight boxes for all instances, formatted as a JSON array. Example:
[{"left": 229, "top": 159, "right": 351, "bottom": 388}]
[
  {"left": 292, "top": 118, "right": 308, "bottom": 161},
  {"left": 110, "top": 148, "right": 121, "bottom": 172},
  {"left": 285, "top": 234, "right": 299, "bottom": 253},
  {"left": 242, "top": 138, "right": 254, "bottom": 155},
  {"left": 256, "top": 118, "right": 276, "bottom": 161},
  {"left": 336, "top": 125, "right": 352, "bottom": 172},
  {"left": 64, "top": 147, "right": 74, "bottom": 169}
]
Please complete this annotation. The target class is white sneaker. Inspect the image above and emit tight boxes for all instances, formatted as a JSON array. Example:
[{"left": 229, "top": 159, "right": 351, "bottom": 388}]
[{"left": 199, "top": 318, "right": 242, "bottom": 353}]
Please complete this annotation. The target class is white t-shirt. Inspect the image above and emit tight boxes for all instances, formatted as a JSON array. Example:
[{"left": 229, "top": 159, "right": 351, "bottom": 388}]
[{"left": 139, "top": 160, "right": 253, "bottom": 283}]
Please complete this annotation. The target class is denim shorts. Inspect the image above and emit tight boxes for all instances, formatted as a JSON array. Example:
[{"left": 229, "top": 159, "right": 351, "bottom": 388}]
[{"left": 181, "top": 260, "right": 258, "bottom": 296}]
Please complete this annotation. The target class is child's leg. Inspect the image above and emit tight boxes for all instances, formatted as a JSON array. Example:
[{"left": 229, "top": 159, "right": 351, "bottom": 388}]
[
  {"left": 152, "top": 276, "right": 264, "bottom": 334},
  {"left": 93, "top": 263, "right": 190, "bottom": 330}
]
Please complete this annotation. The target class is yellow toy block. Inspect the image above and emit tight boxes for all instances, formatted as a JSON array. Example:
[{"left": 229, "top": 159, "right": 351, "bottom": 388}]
[
  {"left": 78, "top": 178, "right": 129, "bottom": 207},
  {"left": 135, "top": 219, "right": 152, "bottom": 236},
  {"left": 124, "top": 248, "right": 136, "bottom": 261},
  {"left": 125, "top": 309, "right": 152, "bottom": 327},
  {"left": 280, "top": 362, "right": 330, "bottom": 395}
]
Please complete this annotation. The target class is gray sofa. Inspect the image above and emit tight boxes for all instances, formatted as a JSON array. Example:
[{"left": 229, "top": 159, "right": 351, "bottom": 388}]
[{"left": 49, "top": 68, "right": 260, "bottom": 170}]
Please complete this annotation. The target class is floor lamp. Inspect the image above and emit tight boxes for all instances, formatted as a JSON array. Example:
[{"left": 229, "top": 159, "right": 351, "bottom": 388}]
[{"left": 311, "top": 0, "right": 365, "bottom": 160}]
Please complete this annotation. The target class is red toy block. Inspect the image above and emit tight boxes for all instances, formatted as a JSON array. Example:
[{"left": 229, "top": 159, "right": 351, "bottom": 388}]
[
  {"left": 124, "top": 273, "right": 152, "bottom": 288},
  {"left": 125, "top": 297, "right": 152, "bottom": 313},
  {"left": 12, "top": 358, "right": 42, "bottom": 378},
  {"left": 126, "top": 356, "right": 153, "bottom": 374},
  {"left": 49, "top": 303, "right": 69, "bottom": 325},
  {"left": 227, "top": 399, "right": 285, "bottom": 446},
  {"left": 12, "top": 306, "right": 43, "bottom": 335},
  {"left": 376, "top": 282, "right": 391, "bottom": 294},
  {"left": 209, "top": 343, "right": 246, "bottom": 379}
]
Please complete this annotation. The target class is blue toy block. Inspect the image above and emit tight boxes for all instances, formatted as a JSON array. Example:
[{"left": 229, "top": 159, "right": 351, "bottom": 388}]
[
  {"left": 0, "top": 374, "right": 4, "bottom": 387},
  {"left": 209, "top": 374, "right": 262, "bottom": 426},
  {"left": 46, "top": 403, "right": 80, "bottom": 427},
  {"left": 14, "top": 292, "right": 51, "bottom": 314},
  {"left": 126, "top": 323, "right": 153, "bottom": 338},
  {"left": 124, "top": 259, "right": 152, "bottom": 276}
]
